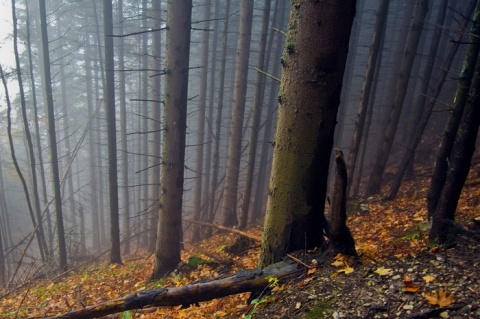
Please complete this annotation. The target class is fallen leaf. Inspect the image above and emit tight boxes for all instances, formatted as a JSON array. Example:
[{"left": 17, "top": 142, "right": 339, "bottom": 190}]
[
  {"left": 422, "top": 275, "right": 435, "bottom": 283},
  {"left": 403, "top": 275, "right": 420, "bottom": 293},
  {"left": 374, "top": 267, "right": 393, "bottom": 276},
  {"left": 307, "top": 268, "right": 317, "bottom": 275},
  {"left": 423, "top": 289, "right": 456, "bottom": 307}
]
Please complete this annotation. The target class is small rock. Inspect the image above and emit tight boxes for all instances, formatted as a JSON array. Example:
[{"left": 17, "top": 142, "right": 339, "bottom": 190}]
[
  {"left": 403, "top": 304, "right": 414, "bottom": 310},
  {"left": 440, "top": 311, "right": 449, "bottom": 318}
]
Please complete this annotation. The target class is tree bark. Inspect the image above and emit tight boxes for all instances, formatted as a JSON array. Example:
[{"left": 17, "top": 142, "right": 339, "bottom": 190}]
[
  {"left": 45, "top": 260, "right": 299, "bottom": 319},
  {"left": 366, "top": 0, "right": 430, "bottom": 196},
  {"left": 219, "top": 0, "right": 254, "bottom": 227},
  {"left": 192, "top": 0, "right": 212, "bottom": 241},
  {"left": 346, "top": 0, "right": 390, "bottom": 197},
  {"left": 38, "top": 0, "right": 68, "bottom": 271},
  {"left": 238, "top": 0, "right": 272, "bottom": 230},
  {"left": 329, "top": 150, "right": 357, "bottom": 256},
  {"left": 103, "top": 0, "right": 122, "bottom": 265},
  {"left": 151, "top": 0, "right": 192, "bottom": 279},
  {"left": 427, "top": 1, "right": 480, "bottom": 216},
  {"left": 259, "top": 0, "right": 356, "bottom": 266},
  {"left": 429, "top": 3, "right": 480, "bottom": 244}
]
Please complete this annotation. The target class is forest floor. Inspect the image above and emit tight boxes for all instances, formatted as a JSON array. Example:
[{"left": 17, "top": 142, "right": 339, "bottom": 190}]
[{"left": 0, "top": 164, "right": 480, "bottom": 318}]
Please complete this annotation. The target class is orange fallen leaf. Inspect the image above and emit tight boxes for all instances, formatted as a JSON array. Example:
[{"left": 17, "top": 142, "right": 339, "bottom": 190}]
[
  {"left": 403, "top": 275, "right": 420, "bottom": 293},
  {"left": 423, "top": 289, "right": 456, "bottom": 307}
]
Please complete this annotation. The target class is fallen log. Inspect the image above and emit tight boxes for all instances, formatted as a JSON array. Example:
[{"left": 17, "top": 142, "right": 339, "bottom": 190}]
[{"left": 43, "top": 260, "right": 300, "bottom": 319}]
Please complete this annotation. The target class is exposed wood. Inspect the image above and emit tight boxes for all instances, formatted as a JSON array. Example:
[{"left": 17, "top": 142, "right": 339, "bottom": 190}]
[
  {"left": 42, "top": 261, "right": 300, "bottom": 319},
  {"left": 185, "top": 219, "right": 261, "bottom": 242}
]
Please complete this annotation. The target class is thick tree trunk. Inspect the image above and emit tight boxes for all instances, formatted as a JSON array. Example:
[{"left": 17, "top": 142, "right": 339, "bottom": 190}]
[
  {"left": 103, "top": 0, "right": 122, "bottom": 265},
  {"left": 366, "top": 0, "right": 430, "bottom": 196},
  {"left": 427, "top": 1, "right": 480, "bottom": 216},
  {"left": 151, "top": 0, "right": 192, "bottom": 279},
  {"left": 259, "top": 0, "right": 356, "bottom": 266},
  {"left": 220, "top": 0, "right": 254, "bottom": 227}
]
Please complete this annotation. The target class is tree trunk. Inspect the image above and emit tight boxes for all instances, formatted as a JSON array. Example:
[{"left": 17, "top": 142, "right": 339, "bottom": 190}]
[
  {"left": 38, "top": 0, "right": 68, "bottom": 271},
  {"left": 151, "top": 0, "right": 192, "bottom": 279},
  {"left": 429, "top": 30, "right": 480, "bottom": 244},
  {"left": 46, "top": 260, "right": 299, "bottom": 319},
  {"left": 207, "top": 0, "right": 231, "bottom": 234},
  {"left": 192, "top": 0, "right": 211, "bottom": 241},
  {"left": 259, "top": 0, "right": 356, "bottom": 267},
  {"left": 84, "top": 30, "right": 101, "bottom": 254},
  {"left": 388, "top": 0, "right": 473, "bottom": 201},
  {"left": 148, "top": 0, "right": 163, "bottom": 253},
  {"left": 427, "top": 1, "right": 480, "bottom": 216},
  {"left": 219, "top": 0, "right": 254, "bottom": 227},
  {"left": 238, "top": 0, "right": 272, "bottom": 230},
  {"left": 365, "top": 0, "right": 430, "bottom": 196},
  {"left": 346, "top": 0, "right": 390, "bottom": 197},
  {"left": 116, "top": 0, "right": 131, "bottom": 255},
  {"left": 25, "top": 0, "right": 53, "bottom": 252},
  {"left": 252, "top": 0, "right": 288, "bottom": 224},
  {"left": 103, "top": 0, "right": 122, "bottom": 265}
]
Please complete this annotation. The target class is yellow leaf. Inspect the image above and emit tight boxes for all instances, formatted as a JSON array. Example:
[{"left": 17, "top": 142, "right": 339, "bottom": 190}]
[
  {"left": 374, "top": 267, "right": 392, "bottom": 276},
  {"left": 422, "top": 275, "right": 435, "bottom": 283},
  {"left": 331, "top": 260, "right": 345, "bottom": 268}
]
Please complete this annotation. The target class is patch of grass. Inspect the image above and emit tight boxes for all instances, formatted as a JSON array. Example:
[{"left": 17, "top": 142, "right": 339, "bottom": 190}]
[
  {"left": 187, "top": 256, "right": 208, "bottom": 269},
  {"left": 306, "top": 300, "right": 332, "bottom": 319}
]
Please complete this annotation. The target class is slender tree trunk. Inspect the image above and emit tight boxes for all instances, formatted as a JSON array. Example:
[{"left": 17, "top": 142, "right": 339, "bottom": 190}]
[
  {"left": 103, "top": 0, "right": 122, "bottom": 265},
  {"left": 430, "top": 30, "right": 480, "bottom": 244},
  {"left": 238, "top": 0, "right": 272, "bottom": 230},
  {"left": 151, "top": 0, "right": 192, "bottom": 279},
  {"left": 389, "top": 0, "right": 472, "bottom": 201},
  {"left": 84, "top": 31, "right": 101, "bottom": 253},
  {"left": 346, "top": 0, "right": 390, "bottom": 196},
  {"left": 427, "top": 1, "right": 480, "bottom": 216},
  {"left": 148, "top": 0, "right": 162, "bottom": 252},
  {"left": 116, "top": 0, "right": 131, "bottom": 255},
  {"left": 12, "top": 0, "right": 49, "bottom": 261},
  {"left": 207, "top": 0, "right": 231, "bottom": 234},
  {"left": 192, "top": 0, "right": 211, "bottom": 241},
  {"left": 38, "top": 0, "right": 67, "bottom": 271},
  {"left": 25, "top": 1, "right": 53, "bottom": 252},
  {"left": 220, "top": 0, "right": 254, "bottom": 227},
  {"left": 365, "top": 0, "right": 430, "bottom": 196},
  {"left": 260, "top": 0, "right": 356, "bottom": 266}
]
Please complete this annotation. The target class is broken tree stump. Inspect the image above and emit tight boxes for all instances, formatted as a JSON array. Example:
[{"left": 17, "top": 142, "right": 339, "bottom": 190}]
[{"left": 329, "top": 149, "right": 357, "bottom": 256}]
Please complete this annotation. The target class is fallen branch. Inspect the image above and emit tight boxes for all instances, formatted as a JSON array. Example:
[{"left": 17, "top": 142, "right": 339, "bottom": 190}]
[
  {"left": 42, "top": 260, "right": 300, "bottom": 319},
  {"left": 184, "top": 219, "right": 261, "bottom": 242}
]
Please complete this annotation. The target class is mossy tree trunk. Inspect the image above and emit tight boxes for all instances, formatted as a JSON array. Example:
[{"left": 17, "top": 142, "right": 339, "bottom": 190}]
[{"left": 259, "top": 0, "right": 356, "bottom": 267}]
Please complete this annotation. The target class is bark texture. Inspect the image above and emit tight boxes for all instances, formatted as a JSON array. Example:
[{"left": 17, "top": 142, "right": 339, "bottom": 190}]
[
  {"left": 151, "top": 0, "right": 192, "bottom": 279},
  {"left": 259, "top": 0, "right": 356, "bottom": 266}
]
